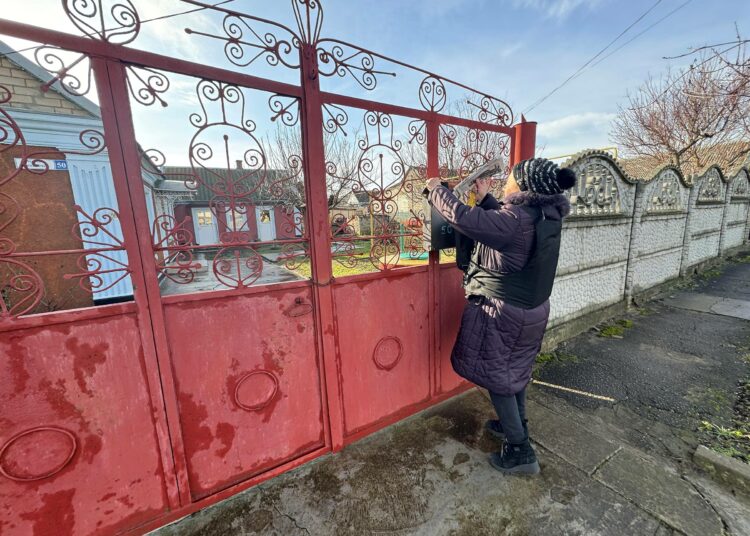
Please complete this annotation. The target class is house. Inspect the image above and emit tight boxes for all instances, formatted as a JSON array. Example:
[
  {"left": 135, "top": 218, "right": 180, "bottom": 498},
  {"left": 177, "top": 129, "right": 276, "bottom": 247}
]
[
  {"left": 0, "top": 40, "right": 190, "bottom": 311},
  {"left": 331, "top": 190, "right": 369, "bottom": 236},
  {"left": 618, "top": 142, "right": 750, "bottom": 180},
  {"left": 163, "top": 162, "right": 302, "bottom": 246}
]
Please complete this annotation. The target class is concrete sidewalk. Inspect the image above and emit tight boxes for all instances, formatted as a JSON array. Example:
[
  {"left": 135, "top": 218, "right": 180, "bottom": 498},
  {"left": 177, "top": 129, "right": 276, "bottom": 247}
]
[{"left": 154, "top": 261, "right": 750, "bottom": 536}]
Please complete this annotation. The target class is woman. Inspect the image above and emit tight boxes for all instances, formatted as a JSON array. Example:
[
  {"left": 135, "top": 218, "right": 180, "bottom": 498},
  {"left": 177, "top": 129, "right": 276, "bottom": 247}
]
[{"left": 426, "top": 158, "right": 576, "bottom": 475}]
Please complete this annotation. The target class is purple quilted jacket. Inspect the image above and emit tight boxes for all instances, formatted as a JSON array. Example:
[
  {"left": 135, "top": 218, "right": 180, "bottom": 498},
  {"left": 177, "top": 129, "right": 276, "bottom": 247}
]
[{"left": 429, "top": 187, "right": 571, "bottom": 396}]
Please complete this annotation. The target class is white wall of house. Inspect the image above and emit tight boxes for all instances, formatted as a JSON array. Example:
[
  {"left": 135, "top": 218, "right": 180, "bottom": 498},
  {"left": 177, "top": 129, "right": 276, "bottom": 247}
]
[{"left": 11, "top": 110, "right": 164, "bottom": 301}]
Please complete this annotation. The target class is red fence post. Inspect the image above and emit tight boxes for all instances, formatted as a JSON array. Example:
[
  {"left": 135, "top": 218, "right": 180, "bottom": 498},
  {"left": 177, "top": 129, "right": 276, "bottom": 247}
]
[
  {"left": 299, "top": 44, "right": 345, "bottom": 451},
  {"left": 512, "top": 118, "right": 537, "bottom": 164},
  {"left": 92, "top": 59, "right": 192, "bottom": 506},
  {"left": 426, "top": 120, "right": 440, "bottom": 396}
]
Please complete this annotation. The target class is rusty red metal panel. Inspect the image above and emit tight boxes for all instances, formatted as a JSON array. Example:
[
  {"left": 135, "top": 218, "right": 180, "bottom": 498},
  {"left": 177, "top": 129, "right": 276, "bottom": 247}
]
[
  {"left": 333, "top": 272, "right": 431, "bottom": 436},
  {"left": 0, "top": 314, "right": 169, "bottom": 536},
  {"left": 438, "top": 266, "right": 468, "bottom": 394},
  {"left": 0, "top": 3, "right": 523, "bottom": 533},
  {"left": 299, "top": 43, "right": 346, "bottom": 451},
  {"left": 163, "top": 286, "right": 326, "bottom": 499},
  {"left": 512, "top": 120, "right": 537, "bottom": 164}
]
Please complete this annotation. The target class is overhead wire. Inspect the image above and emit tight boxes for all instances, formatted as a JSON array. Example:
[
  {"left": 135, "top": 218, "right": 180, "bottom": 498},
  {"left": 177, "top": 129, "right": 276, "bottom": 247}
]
[
  {"left": 577, "top": 0, "right": 694, "bottom": 75},
  {"left": 523, "top": 0, "right": 668, "bottom": 115}
]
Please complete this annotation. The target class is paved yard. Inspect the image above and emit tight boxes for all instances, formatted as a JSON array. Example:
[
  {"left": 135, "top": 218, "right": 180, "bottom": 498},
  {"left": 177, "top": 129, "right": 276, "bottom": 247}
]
[{"left": 153, "top": 260, "right": 750, "bottom": 536}]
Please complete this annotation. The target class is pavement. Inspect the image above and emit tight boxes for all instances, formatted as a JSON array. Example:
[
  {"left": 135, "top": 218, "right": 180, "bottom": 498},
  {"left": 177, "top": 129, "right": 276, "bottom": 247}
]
[
  {"left": 153, "top": 258, "right": 750, "bottom": 536},
  {"left": 160, "top": 253, "right": 301, "bottom": 295}
]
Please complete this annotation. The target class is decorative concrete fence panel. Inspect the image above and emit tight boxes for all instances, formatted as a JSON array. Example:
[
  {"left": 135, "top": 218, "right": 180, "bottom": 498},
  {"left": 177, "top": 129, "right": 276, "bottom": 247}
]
[
  {"left": 681, "top": 167, "right": 728, "bottom": 273},
  {"left": 549, "top": 151, "right": 636, "bottom": 327},
  {"left": 722, "top": 168, "right": 750, "bottom": 252},
  {"left": 628, "top": 166, "right": 691, "bottom": 294}
]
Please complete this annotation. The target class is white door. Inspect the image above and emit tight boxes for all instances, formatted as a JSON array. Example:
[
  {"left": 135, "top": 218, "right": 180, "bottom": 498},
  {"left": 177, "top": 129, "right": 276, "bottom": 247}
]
[
  {"left": 192, "top": 207, "right": 218, "bottom": 245},
  {"left": 256, "top": 206, "right": 276, "bottom": 241}
]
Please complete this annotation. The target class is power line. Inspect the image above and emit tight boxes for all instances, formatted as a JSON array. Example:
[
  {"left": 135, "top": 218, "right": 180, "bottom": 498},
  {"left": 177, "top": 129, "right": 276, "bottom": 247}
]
[
  {"left": 522, "top": 0, "right": 665, "bottom": 115},
  {"left": 2, "top": 0, "right": 234, "bottom": 58},
  {"left": 581, "top": 0, "right": 694, "bottom": 73}
]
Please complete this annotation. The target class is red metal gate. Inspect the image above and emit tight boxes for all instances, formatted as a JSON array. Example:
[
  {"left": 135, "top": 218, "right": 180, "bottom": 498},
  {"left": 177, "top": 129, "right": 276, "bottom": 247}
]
[{"left": 0, "top": 2, "right": 534, "bottom": 534}]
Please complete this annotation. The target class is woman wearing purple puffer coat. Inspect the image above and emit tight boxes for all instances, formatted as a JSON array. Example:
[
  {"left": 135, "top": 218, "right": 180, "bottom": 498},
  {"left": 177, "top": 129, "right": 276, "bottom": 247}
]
[{"left": 426, "top": 158, "right": 576, "bottom": 475}]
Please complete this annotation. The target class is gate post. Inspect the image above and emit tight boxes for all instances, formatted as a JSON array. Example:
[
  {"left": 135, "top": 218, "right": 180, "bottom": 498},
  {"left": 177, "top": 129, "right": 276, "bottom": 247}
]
[
  {"left": 299, "top": 44, "right": 345, "bottom": 450},
  {"left": 512, "top": 118, "right": 537, "bottom": 164},
  {"left": 426, "top": 120, "right": 440, "bottom": 396},
  {"left": 90, "top": 58, "right": 190, "bottom": 507}
]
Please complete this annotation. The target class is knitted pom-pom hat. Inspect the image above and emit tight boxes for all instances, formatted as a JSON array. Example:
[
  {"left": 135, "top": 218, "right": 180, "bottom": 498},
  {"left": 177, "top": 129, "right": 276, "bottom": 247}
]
[{"left": 513, "top": 158, "right": 577, "bottom": 195}]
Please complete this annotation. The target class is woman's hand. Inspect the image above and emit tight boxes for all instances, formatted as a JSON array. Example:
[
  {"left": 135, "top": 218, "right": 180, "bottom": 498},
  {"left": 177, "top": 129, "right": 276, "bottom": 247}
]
[
  {"left": 473, "top": 178, "right": 491, "bottom": 203},
  {"left": 426, "top": 177, "right": 442, "bottom": 192}
]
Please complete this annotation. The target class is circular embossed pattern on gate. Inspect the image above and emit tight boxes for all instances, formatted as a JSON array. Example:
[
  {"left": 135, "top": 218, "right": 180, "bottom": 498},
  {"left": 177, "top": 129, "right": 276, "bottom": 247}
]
[
  {"left": 0, "top": 427, "right": 77, "bottom": 482},
  {"left": 373, "top": 336, "right": 403, "bottom": 371},
  {"left": 234, "top": 370, "right": 280, "bottom": 412}
]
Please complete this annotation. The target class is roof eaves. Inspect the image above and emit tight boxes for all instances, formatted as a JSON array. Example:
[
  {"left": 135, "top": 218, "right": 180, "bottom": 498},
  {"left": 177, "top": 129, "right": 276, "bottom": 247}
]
[{"left": 0, "top": 38, "right": 101, "bottom": 118}]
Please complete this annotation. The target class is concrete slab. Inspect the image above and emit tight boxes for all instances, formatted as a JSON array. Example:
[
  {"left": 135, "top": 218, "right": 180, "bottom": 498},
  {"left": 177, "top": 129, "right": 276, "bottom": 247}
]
[
  {"left": 662, "top": 292, "right": 750, "bottom": 321},
  {"left": 152, "top": 391, "right": 661, "bottom": 536},
  {"left": 684, "top": 473, "right": 750, "bottom": 536},
  {"left": 594, "top": 448, "right": 724, "bottom": 536},
  {"left": 160, "top": 258, "right": 301, "bottom": 295},
  {"left": 526, "top": 399, "right": 621, "bottom": 475}
]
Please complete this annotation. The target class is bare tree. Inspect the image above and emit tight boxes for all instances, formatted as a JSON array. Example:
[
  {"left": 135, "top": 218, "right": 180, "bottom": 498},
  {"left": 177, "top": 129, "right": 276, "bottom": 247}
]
[
  {"left": 612, "top": 47, "right": 750, "bottom": 175},
  {"left": 264, "top": 125, "right": 361, "bottom": 209}
]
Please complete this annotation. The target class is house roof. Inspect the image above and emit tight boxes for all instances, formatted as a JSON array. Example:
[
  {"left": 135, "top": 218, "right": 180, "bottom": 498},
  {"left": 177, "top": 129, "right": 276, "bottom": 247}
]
[
  {"left": 618, "top": 141, "right": 750, "bottom": 180},
  {"left": 0, "top": 39, "right": 100, "bottom": 117},
  {"left": 352, "top": 191, "right": 370, "bottom": 204},
  {"left": 162, "top": 165, "right": 292, "bottom": 203}
]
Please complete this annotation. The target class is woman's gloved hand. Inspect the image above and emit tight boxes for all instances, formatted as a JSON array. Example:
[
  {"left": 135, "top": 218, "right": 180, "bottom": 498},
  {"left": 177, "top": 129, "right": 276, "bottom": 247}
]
[
  {"left": 426, "top": 177, "right": 443, "bottom": 192},
  {"left": 473, "top": 178, "right": 491, "bottom": 204}
]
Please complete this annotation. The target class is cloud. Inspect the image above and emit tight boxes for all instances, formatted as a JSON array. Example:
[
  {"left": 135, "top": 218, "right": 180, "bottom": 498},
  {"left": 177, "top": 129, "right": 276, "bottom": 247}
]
[
  {"left": 536, "top": 111, "right": 616, "bottom": 157},
  {"left": 511, "top": 0, "right": 605, "bottom": 20}
]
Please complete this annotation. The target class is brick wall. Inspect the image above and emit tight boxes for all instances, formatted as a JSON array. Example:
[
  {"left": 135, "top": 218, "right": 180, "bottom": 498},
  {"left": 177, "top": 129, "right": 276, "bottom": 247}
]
[
  {"left": 0, "top": 144, "right": 94, "bottom": 313},
  {"left": 0, "top": 56, "right": 94, "bottom": 117}
]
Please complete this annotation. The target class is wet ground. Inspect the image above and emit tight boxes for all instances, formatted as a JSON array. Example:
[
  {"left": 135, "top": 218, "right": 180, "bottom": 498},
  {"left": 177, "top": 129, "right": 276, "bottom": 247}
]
[{"left": 152, "top": 258, "right": 750, "bottom": 536}]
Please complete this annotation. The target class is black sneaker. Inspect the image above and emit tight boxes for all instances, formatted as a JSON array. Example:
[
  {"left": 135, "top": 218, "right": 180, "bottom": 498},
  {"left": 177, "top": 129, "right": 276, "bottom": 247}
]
[
  {"left": 484, "top": 419, "right": 529, "bottom": 441},
  {"left": 489, "top": 440, "right": 540, "bottom": 475},
  {"left": 485, "top": 419, "right": 506, "bottom": 440}
]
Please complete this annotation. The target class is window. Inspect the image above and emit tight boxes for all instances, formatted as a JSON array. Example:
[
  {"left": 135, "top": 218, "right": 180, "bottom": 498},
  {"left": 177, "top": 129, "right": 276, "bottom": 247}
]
[
  {"left": 225, "top": 210, "right": 248, "bottom": 231},
  {"left": 197, "top": 209, "right": 213, "bottom": 226}
]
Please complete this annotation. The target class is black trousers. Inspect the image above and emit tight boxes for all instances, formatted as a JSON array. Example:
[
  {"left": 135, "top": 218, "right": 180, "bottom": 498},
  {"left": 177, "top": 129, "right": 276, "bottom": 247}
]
[{"left": 489, "top": 387, "right": 527, "bottom": 444}]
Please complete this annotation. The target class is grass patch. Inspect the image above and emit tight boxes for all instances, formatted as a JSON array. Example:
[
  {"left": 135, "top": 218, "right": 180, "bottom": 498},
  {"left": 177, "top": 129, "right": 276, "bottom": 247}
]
[
  {"left": 698, "top": 268, "right": 723, "bottom": 280},
  {"left": 732, "top": 254, "right": 750, "bottom": 264},
  {"left": 535, "top": 350, "right": 579, "bottom": 366},
  {"left": 533, "top": 350, "right": 579, "bottom": 379},
  {"left": 698, "top": 379, "right": 750, "bottom": 465},
  {"left": 599, "top": 325, "right": 625, "bottom": 338},
  {"left": 286, "top": 255, "right": 428, "bottom": 280},
  {"left": 597, "top": 318, "right": 635, "bottom": 338},
  {"left": 699, "top": 420, "right": 750, "bottom": 464},
  {"left": 636, "top": 307, "right": 656, "bottom": 316}
]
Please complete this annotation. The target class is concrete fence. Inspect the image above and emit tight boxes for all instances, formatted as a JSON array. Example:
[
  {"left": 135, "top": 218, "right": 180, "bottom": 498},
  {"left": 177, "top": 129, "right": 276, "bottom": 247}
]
[{"left": 545, "top": 150, "right": 750, "bottom": 343}]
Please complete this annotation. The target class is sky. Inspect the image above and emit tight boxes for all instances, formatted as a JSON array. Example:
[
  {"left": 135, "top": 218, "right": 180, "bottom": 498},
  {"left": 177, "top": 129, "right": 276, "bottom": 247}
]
[{"left": 2, "top": 0, "right": 749, "bottom": 163}]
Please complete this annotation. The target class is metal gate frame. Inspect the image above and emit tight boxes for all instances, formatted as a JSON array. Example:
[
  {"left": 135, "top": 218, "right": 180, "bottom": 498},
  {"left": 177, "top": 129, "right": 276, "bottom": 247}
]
[{"left": 0, "top": 2, "right": 536, "bottom": 533}]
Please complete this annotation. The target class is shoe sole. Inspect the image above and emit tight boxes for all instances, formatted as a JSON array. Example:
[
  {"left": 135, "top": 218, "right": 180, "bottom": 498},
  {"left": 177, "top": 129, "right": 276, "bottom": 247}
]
[{"left": 489, "top": 457, "right": 540, "bottom": 476}]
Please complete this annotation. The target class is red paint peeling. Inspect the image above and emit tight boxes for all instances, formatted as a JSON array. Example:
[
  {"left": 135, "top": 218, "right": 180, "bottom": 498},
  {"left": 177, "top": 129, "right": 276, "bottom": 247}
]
[
  {"left": 19, "top": 489, "right": 76, "bottom": 536},
  {"left": 83, "top": 434, "right": 103, "bottom": 461},
  {"left": 178, "top": 392, "right": 214, "bottom": 453},
  {"left": 7, "top": 336, "right": 30, "bottom": 395},
  {"left": 116, "top": 495, "right": 135, "bottom": 508},
  {"left": 215, "top": 422, "right": 235, "bottom": 457},
  {"left": 65, "top": 338, "right": 108, "bottom": 397}
]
